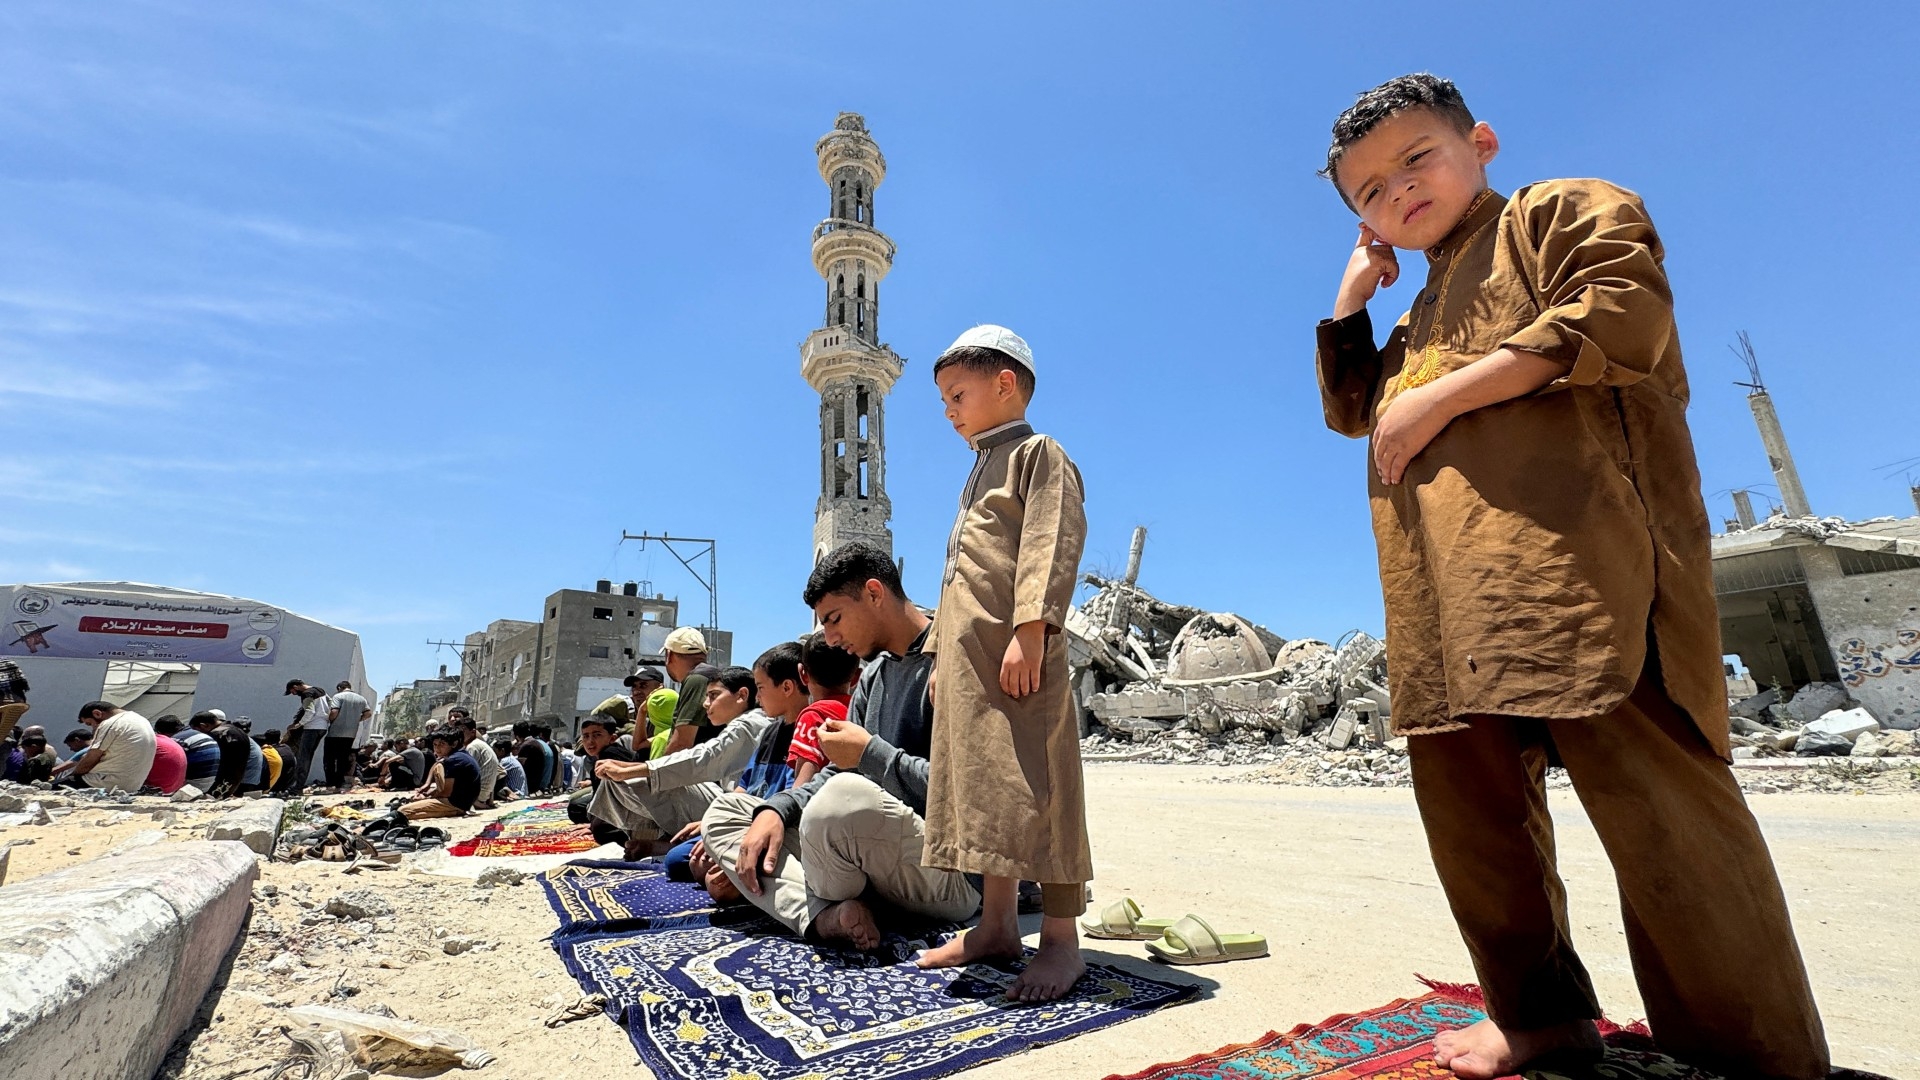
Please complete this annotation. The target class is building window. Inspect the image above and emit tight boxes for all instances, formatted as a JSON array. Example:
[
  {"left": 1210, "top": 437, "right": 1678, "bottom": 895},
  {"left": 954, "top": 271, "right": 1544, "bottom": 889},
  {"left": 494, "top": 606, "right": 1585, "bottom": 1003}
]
[
  {"left": 589, "top": 645, "right": 610, "bottom": 659},
  {"left": 548, "top": 607, "right": 556, "bottom": 619},
  {"left": 543, "top": 645, "right": 552, "bottom": 658},
  {"left": 540, "top": 684, "right": 549, "bottom": 699},
  {"left": 592, "top": 607, "right": 614, "bottom": 621}
]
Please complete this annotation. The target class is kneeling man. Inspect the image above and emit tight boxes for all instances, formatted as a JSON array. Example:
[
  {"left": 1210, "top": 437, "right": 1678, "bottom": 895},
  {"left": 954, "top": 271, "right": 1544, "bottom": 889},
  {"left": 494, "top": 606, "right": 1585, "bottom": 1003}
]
[{"left": 703, "top": 543, "right": 980, "bottom": 948}]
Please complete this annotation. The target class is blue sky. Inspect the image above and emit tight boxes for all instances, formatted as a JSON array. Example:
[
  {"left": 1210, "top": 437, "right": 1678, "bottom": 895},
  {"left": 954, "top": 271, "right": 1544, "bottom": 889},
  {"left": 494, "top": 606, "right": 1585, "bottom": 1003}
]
[{"left": 6, "top": 2, "right": 1917, "bottom": 697}]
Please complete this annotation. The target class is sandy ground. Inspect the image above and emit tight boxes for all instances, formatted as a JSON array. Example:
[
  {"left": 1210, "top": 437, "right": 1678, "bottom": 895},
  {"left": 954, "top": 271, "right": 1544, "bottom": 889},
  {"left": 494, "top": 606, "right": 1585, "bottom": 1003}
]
[{"left": 6, "top": 768, "right": 1914, "bottom": 1079}]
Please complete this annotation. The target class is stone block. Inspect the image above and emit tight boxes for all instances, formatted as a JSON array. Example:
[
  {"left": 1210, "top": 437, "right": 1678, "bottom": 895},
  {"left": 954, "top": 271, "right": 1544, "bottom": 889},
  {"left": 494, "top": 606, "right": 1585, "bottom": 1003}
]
[
  {"left": 0, "top": 841, "right": 256, "bottom": 1080},
  {"left": 1785, "top": 682, "right": 1852, "bottom": 725},
  {"left": 1730, "top": 687, "right": 1780, "bottom": 720},
  {"left": 205, "top": 799, "right": 285, "bottom": 855},
  {"left": 1806, "top": 707, "right": 1879, "bottom": 744}
]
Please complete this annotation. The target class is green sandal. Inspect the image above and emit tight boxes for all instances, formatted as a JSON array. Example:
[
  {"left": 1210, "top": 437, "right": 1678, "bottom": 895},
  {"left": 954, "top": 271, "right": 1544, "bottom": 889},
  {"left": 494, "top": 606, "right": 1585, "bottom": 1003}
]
[
  {"left": 1145, "top": 915, "right": 1269, "bottom": 965},
  {"left": 1080, "top": 897, "right": 1176, "bottom": 941}
]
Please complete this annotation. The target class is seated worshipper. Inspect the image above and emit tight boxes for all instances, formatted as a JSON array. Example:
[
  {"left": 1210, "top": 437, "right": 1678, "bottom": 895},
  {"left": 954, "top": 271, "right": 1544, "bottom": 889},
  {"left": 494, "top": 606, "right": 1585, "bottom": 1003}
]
[
  {"left": 538, "top": 724, "right": 564, "bottom": 792},
  {"left": 17, "top": 732, "right": 56, "bottom": 784},
  {"left": 495, "top": 738, "right": 528, "bottom": 797},
  {"left": 399, "top": 729, "right": 481, "bottom": 821},
  {"left": 789, "top": 632, "right": 860, "bottom": 789},
  {"left": 591, "top": 663, "right": 773, "bottom": 861},
  {"left": 513, "top": 722, "right": 553, "bottom": 797},
  {"left": 53, "top": 702, "right": 157, "bottom": 793},
  {"left": 270, "top": 730, "right": 301, "bottom": 795},
  {"left": 356, "top": 744, "right": 382, "bottom": 787},
  {"left": 703, "top": 543, "right": 980, "bottom": 949},
  {"left": 156, "top": 715, "right": 221, "bottom": 791},
  {"left": 661, "top": 642, "right": 812, "bottom": 882},
  {"left": 2, "top": 733, "right": 24, "bottom": 782},
  {"left": 384, "top": 736, "right": 427, "bottom": 791},
  {"left": 612, "top": 665, "right": 676, "bottom": 759},
  {"left": 568, "top": 716, "right": 635, "bottom": 845},
  {"left": 659, "top": 628, "right": 715, "bottom": 755},
  {"left": 453, "top": 712, "right": 501, "bottom": 809},
  {"left": 143, "top": 726, "right": 188, "bottom": 794},
  {"left": 190, "top": 711, "right": 259, "bottom": 796},
  {"left": 256, "top": 731, "right": 284, "bottom": 791},
  {"left": 62, "top": 727, "right": 92, "bottom": 762}
]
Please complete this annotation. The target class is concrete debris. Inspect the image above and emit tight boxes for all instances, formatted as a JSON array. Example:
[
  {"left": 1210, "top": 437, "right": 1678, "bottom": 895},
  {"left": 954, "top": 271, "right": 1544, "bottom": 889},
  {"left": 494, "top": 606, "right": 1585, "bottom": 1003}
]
[
  {"left": 474, "top": 867, "right": 526, "bottom": 889},
  {"left": 1806, "top": 707, "right": 1879, "bottom": 743},
  {"left": 441, "top": 936, "right": 477, "bottom": 956},
  {"left": 1795, "top": 730, "right": 1856, "bottom": 757},
  {"left": 105, "top": 829, "right": 169, "bottom": 858},
  {"left": 1784, "top": 682, "right": 1854, "bottom": 726},
  {"left": 171, "top": 784, "right": 205, "bottom": 803},
  {"left": 325, "top": 890, "right": 396, "bottom": 920},
  {"left": 1730, "top": 687, "right": 1780, "bottom": 720},
  {"left": 1069, "top": 529, "right": 1390, "bottom": 752}
]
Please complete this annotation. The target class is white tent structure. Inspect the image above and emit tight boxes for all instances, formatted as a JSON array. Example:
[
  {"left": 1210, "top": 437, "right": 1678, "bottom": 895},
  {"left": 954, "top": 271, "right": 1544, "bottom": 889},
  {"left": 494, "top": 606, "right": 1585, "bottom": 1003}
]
[{"left": 1, "top": 582, "right": 369, "bottom": 784}]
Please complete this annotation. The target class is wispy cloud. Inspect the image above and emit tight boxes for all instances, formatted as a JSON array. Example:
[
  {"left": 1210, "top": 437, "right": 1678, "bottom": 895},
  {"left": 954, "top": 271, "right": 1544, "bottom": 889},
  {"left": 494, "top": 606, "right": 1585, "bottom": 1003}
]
[{"left": 0, "top": 355, "right": 217, "bottom": 407}]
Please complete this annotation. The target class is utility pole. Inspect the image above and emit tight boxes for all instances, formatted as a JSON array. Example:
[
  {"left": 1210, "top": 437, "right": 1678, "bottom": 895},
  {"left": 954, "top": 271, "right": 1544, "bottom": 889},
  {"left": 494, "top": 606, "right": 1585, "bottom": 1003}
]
[
  {"left": 1732, "top": 332, "right": 1812, "bottom": 518},
  {"left": 620, "top": 532, "right": 719, "bottom": 633}
]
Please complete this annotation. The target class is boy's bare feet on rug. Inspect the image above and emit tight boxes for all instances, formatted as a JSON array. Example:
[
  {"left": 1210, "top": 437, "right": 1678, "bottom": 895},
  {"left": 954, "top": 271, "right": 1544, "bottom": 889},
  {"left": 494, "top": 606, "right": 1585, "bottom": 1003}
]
[
  {"left": 1006, "top": 934, "right": 1085, "bottom": 1002},
  {"left": 1433, "top": 1018, "right": 1602, "bottom": 1079},
  {"left": 915, "top": 925, "right": 1023, "bottom": 970},
  {"left": 813, "top": 899, "right": 881, "bottom": 951}
]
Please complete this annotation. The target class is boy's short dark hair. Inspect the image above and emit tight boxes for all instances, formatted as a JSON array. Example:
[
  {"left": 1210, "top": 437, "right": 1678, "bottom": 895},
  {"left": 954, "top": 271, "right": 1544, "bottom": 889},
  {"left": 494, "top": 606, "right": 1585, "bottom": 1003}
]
[
  {"left": 429, "top": 729, "right": 457, "bottom": 748},
  {"left": 579, "top": 715, "right": 618, "bottom": 737},
  {"left": 65, "top": 728, "right": 92, "bottom": 745},
  {"left": 932, "top": 345, "right": 1036, "bottom": 400},
  {"left": 711, "top": 665, "right": 760, "bottom": 710},
  {"left": 804, "top": 541, "right": 905, "bottom": 608},
  {"left": 261, "top": 729, "right": 283, "bottom": 742},
  {"left": 754, "top": 641, "right": 805, "bottom": 688},
  {"left": 801, "top": 631, "right": 860, "bottom": 691},
  {"left": 152, "top": 716, "right": 185, "bottom": 736},
  {"left": 491, "top": 737, "right": 515, "bottom": 756},
  {"left": 190, "top": 710, "right": 221, "bottom": 727},
  {"left": 1322, "top": 73, "right": 1475, "bottom": 198}
]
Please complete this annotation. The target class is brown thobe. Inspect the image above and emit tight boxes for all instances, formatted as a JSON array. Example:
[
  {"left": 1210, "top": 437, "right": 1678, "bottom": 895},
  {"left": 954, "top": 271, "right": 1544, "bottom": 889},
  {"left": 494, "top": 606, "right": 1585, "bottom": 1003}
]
[
  {"left": 1318, "top": 181, "right": 1826, "bottom": 1078},
  {"left": 924, "top": 420, "right": 1093, "bottom": 909}
]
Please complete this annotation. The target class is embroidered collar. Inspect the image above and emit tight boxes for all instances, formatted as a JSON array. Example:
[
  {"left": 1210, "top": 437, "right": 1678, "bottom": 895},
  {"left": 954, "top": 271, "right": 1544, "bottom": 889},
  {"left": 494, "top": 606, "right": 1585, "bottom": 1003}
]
[
  {"left": 1426, "top": 189, "right": 1507, "bottom": 263},
  {"left": 968, "top": 420, "right": 1033, "bottom": 452}
]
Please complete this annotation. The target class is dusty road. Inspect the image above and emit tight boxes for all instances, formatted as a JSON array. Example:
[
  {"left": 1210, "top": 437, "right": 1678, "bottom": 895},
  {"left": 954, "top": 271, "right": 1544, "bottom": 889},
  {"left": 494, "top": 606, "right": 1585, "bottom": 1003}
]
[{"left": 125, "top": 765, "right": 1918, "bottom": 1078}]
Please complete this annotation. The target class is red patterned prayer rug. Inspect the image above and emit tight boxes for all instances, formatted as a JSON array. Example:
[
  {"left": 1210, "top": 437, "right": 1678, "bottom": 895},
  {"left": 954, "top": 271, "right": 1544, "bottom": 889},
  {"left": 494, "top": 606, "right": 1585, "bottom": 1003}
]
[
  {"left": 1102, "top": 979, "right": 1890, "bottom": 1080},
  {"left": 447, "top": 801, "right": 599, "bottom": 857}
]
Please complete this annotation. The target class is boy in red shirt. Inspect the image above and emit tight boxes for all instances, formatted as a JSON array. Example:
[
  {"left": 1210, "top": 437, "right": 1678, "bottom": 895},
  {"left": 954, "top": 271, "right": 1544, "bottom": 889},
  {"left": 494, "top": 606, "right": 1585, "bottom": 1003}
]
[{"left": 787, "top": 632, "right": 859, "bottom": 788}]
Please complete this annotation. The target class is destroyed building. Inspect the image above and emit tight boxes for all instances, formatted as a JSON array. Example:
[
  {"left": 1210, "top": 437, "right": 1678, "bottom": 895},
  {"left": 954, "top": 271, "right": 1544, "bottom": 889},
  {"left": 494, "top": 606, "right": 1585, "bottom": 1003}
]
[{"left": 1066, "top": 528, "right": 1392, "bottom": 752}]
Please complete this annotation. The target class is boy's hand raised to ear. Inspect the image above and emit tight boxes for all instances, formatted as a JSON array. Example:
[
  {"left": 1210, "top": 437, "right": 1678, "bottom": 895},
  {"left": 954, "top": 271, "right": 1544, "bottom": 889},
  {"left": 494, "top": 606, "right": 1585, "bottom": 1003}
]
[{"left": 1335, "top": 224, "right": 1399, "bottom": 321}]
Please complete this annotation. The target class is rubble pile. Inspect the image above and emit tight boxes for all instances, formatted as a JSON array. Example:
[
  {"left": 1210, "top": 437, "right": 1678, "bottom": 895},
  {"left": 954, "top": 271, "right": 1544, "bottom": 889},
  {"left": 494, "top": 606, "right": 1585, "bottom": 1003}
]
[{"left": 1724, "top": 682, "right": 1918, "bottom": 761}]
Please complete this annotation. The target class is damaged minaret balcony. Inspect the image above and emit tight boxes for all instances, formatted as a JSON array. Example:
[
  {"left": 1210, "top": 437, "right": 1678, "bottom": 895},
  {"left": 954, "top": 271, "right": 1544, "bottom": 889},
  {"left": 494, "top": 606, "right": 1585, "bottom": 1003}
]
[{"left": 1067, "top": 527, "right": 1391, "bottom": 745}]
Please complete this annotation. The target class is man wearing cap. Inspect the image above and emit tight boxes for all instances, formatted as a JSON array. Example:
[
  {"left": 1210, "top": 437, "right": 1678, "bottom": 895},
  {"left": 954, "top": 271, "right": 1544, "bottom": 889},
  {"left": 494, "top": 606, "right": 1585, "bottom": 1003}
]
[{"left": 659, "top": 627, "right": 713, "bottom": 756}]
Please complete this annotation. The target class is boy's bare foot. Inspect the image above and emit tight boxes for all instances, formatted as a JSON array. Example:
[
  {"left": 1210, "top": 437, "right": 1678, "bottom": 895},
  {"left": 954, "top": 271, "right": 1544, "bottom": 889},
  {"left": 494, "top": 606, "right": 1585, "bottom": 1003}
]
[
  {"left": 1006, "top": 937, "right": 1085, "bottom": 1002},
  {"left": 915, "top": 925, "right": 1023, "bottom": 970},
  {"left": 1432, "top": 1018, "right": 1602, "bottom": 1079},
  {"left": 813, "top": 899, "right": 881, "bottom": 951}
]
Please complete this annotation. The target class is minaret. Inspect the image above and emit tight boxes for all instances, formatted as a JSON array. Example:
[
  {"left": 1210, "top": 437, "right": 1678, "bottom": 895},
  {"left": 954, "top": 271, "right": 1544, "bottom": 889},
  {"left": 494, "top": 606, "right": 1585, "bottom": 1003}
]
[{"left": 801, "top": 113, "right": 904, "bottom": 561}]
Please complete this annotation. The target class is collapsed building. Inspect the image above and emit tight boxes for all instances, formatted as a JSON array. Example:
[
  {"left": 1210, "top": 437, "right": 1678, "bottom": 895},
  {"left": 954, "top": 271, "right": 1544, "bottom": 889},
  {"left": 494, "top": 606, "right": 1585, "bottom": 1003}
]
[{"left": 1066, "top": 528, "right": 1392, "bottom": 751}]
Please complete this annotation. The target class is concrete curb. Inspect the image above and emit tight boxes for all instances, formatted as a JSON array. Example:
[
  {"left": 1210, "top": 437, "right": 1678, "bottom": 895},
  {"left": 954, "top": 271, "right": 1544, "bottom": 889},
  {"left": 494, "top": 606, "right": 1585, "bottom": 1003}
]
[
  {"left": 0, "top": 840, "right": 258, "bottom": 1080},
  {"left": 206, "top": 798, "right": 286, "bottom": 855}
]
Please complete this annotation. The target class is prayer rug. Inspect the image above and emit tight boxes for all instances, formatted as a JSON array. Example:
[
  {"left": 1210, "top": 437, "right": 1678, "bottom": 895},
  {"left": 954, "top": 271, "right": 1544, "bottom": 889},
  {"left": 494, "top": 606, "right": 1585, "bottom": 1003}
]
[
  {"left": 538, "top": 860, "right": 719, "bottom": 935},
  {"left": 448, "top": 801, "right": 598, "bottom": 857},
  {"left": 1101, "top": 981, "right": 1890, "bottom": 1080},
  {"left": 554, "top": 916, "right": 1199, "bottom": 1080}
]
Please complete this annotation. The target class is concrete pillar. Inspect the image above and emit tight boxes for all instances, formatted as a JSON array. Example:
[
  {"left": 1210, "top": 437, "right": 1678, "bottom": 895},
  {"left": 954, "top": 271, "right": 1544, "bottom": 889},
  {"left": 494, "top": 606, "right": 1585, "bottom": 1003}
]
[
  {"left": 1911, "top": 485, "right": 1920, "bottom": 517},
  {"left": 1748, "top": 390, "right": 1811, "bottom": 517},
  {"left": 1732, "top": 489, "right": 1758, "bottom": 530}
]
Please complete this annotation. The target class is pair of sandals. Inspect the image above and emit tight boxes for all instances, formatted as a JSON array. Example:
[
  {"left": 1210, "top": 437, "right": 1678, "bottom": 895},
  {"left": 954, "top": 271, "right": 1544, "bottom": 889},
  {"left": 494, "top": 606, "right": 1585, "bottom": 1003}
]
[
  {"left": 361, "top": 821, "right": 447, "bottom": 852},
  {"left": 1080, "top": 898, "right": 1269, "bottom": 965},
  {"left": 285, "top": 823, "right": 384, "bottom": 864}
]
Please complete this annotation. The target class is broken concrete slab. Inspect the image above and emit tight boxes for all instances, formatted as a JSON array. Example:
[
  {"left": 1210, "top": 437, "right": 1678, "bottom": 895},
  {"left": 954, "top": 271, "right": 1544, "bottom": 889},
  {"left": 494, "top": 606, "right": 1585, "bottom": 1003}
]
[
  {"left": 1806, "top": 708, "right": 1880, "bottom": 744},
  {"left": 1731, "top": 687, "right": 1781, "bottom": 720},
  {"left": 0, "top": 841, "right": 256, "bottom": 1080},
  {"left": 1785, "top": 682, "right": 1853, "bottom": 725},
  {"left": 205, "top": 799, "right": 284, "bottom": 855}
]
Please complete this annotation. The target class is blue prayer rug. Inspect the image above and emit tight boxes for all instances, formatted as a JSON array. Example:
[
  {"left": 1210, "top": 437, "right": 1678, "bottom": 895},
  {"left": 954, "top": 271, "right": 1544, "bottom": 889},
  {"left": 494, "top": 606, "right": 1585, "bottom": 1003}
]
[
  {"left": 538, "top": 859, "right": 719, "bottom": 935},
  {"left": 552, "top": 916, "right": 1200, "bottom": 1080}
]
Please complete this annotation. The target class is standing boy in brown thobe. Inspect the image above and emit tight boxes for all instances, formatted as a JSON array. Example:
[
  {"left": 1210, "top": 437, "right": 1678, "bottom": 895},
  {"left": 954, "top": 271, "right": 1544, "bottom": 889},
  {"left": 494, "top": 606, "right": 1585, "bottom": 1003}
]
[
  {"left": 1314, "top": 75, "right": 1828, "bottom": 1079},
  {"left": 915, "top": 324, "right": 1094, "bottom": 1003}
]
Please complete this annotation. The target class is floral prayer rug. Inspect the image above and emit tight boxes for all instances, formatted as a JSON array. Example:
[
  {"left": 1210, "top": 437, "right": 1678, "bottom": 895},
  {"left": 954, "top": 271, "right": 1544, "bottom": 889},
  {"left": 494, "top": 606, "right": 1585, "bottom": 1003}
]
[
  {"left": 553, "top": 915, "right": 1199, "bottom": 1080},
  {"left": 448, "top": 801, "right": 598, "bottom": 857},
  {"left": 1102, "top": 982, "right": 1891, "bottom": 1080},
  {"left": 538, "top": 860, "right": 719, "bottom": 935}
]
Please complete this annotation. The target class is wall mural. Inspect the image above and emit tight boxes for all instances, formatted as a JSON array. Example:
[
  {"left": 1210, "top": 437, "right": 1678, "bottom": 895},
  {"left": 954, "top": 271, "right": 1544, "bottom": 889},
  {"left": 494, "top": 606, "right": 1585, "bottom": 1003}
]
[{"left": 1836, "top": 629, "right": 1920, "bottom": 688}]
